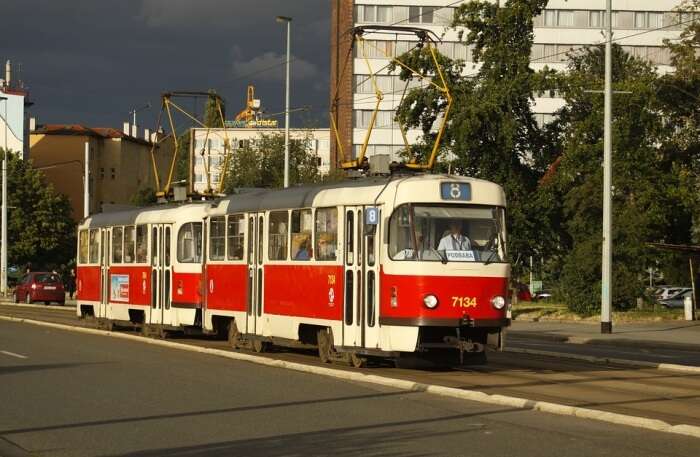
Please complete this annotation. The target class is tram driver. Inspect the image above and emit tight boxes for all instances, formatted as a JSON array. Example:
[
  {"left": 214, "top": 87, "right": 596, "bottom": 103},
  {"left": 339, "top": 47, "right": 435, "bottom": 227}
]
[{"left": 437, "top": 220, "right": 471, "bottom": 252}]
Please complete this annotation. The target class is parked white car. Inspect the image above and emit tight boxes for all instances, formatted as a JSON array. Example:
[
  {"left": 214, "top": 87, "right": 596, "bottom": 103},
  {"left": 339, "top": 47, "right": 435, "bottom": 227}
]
[{"left": 655, "top": 286, "right": 691, "bottom": 301}]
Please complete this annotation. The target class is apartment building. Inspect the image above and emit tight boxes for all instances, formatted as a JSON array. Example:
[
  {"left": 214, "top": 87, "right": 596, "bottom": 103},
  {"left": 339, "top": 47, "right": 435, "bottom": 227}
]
[
  {"left": 330, "top": 0, "right": 691, "bottom": 165},
  {"left": 30, "top": 123, "right": 172, "bottom": 221},
  {"left": 189, "top": 127, "right": 332, "bottom": 194}
]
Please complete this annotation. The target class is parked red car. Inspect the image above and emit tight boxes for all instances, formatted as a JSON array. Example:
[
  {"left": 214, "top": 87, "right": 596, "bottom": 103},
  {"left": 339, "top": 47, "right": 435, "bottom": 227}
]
[{"left": 13, "top": 272, "right": 65, "bottom": 305}]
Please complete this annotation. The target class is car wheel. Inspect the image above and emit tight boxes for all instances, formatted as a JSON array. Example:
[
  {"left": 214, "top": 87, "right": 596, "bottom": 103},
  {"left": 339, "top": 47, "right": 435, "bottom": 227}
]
[
  {"left": 25, "top": 293, "right": 32, "bottom": 304},
  {"left": 44, "top": 301, "right": 51, "bottom": 306}
]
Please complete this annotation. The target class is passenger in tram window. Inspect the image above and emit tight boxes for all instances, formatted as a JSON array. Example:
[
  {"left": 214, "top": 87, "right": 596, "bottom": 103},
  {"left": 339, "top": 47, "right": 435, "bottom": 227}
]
[
  {"left": 136, "top": 243, "right": 147, "bottom": 263},
  {"left": 294, "top": 238, "right": 311, "bottom": 260},
  {"left": 437, "top": 220, "right": 471, "bottom": 251},
  {"left": 318, "top": 237, "right": 336, "bottom": 259}
]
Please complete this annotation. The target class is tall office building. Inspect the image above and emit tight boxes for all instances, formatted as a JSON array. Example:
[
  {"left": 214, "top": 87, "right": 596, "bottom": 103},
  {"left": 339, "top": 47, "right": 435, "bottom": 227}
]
[{"left": 330, "top": 0, "right": 691, "bottom": 166}]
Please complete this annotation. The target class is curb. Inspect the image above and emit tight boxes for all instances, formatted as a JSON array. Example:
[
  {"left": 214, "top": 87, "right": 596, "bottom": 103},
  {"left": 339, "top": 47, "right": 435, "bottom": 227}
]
[
  {"left": 509, "top": 330, "right": 700, "bottom": 353},
  {"left": 504, "top": 346, "right": 700, "bottom": 374},
  {"left": 2, "top": 315, "right": 699, "bottom": 440},
  {"left": 0, "top": 302, "right": 77, "bottom": 311}
]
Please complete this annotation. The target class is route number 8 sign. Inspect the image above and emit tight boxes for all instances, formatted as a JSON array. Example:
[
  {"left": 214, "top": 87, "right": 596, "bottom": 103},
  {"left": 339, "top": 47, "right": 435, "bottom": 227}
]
[{"left": 440, "top": 182, "right": 471, "bottom": 201}]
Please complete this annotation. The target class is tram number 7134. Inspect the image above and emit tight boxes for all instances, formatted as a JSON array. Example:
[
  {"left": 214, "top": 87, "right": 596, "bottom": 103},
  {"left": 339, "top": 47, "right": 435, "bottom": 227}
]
[{"left": 451, "top": 296, "right": 477, "bottom": 308}]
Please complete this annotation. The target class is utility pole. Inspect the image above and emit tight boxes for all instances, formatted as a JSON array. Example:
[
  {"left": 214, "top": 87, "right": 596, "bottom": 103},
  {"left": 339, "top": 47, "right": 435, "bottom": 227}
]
[
  {"left": 601, "top": 0, "right": 613, "bottom": 334},
  {"left": 84, "top": 141, "right": 90, "bottom": 219},
  {"left": 276, "top": 15, "right": 292, "bottom": 188},
  {"left": 1, "top": 95, "right": 7, "bottom": 297}
]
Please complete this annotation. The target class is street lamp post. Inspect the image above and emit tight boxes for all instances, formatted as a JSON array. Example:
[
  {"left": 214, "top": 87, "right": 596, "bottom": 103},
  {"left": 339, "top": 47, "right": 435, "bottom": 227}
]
[
  {"left": 601, "top": 0, "right": 613, "bottom": 333},
  {"left": 276, "top": 15, "right": 292, "bottom": 188},
  {"left": 1, "top": 95, "right": 8, "bottom": 297}
]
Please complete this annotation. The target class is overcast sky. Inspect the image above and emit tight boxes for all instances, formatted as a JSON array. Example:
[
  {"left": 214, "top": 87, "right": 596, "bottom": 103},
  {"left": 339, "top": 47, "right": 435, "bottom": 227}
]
[{"left": 1, "top": 0, "right": 330, "bottom": 130}]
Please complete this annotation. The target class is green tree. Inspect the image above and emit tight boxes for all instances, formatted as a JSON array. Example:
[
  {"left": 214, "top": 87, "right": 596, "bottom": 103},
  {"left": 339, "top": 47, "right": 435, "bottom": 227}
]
[
  {"left": 540, "top": 45, "right": 681, "bottom": 313},
  {"left": 392, "top": 0, "right": 551, "bottom": 273},
  {"left": 222, "top": 131, "right": 323, "bottom": 191},
  {"left": 1, "top": 151, "right": 76, "bottom": 270},
  {"left": 657, "top": 0, "right": 700, "bottom": 245}
]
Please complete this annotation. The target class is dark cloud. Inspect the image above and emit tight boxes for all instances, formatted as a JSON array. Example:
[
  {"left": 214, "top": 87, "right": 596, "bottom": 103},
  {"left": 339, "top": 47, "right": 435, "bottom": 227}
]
[{"left": 1, "top": 0, "right": 330, "bottom": 129}]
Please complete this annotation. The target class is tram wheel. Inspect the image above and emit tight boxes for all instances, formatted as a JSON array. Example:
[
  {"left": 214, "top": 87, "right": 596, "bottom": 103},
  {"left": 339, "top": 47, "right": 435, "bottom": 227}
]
[
  {"left": 350, "top": 353, "right": 367, "bottom": 368},
  {"left": 252, "top": 339, "right": 269, "bottom": 353},
  {"left": 227, "top": 321, "right": 241, "bottom": 349},
  {"left": 317, "top": 329, "right": 332, "bottom": 364}
]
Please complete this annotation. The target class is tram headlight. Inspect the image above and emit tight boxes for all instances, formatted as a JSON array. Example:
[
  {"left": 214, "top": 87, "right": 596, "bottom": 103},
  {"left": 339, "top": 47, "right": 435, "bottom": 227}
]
[
  {"left": 423, "top": 294, "right": 438, "bottom": 309},
  {"left": 491, "top": 295, "right": 506, "bottom": 310}
]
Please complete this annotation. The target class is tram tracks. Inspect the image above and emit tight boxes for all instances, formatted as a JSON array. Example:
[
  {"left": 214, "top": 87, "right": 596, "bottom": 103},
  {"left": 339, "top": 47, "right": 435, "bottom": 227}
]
[{"left": 2, "top": 303, "right": 700, "bottom": 430}]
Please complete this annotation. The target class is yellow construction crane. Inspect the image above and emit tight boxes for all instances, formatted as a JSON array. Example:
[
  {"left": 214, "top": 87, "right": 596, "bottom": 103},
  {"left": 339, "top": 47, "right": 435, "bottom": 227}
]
[{"left": 235, "top": 85, "right": 261, "bottom": 122}]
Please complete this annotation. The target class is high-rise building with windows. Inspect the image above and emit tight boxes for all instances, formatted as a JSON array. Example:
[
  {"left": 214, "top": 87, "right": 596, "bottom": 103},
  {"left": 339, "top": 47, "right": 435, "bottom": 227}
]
[
  {"left": 330, "top": 0, "right": 691, "bottom": 167},
  {"left": 0, "top": 60, "right": 32, "bottom": 159},
  {"left": 189, "top": 128, "right": 332, "bottom": 194}
]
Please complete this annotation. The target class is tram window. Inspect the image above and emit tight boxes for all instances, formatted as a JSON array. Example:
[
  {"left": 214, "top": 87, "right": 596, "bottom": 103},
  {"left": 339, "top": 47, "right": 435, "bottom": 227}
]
[
  {"left": 367, "top": 234, "right": 376, "bottom": 266},
  {"left": 247, "top": 217, "right": 254, "bottom": 264},
  {"left": 89, "top": 229, "right": 100, "bottom": 264},
  {"left": 112, "top": 227, "right": 123, "bottom": 264},
  {"left": 135, "top": 225, "right": 148, "bottom": 263},
  {"left": 291, "top": 209, "right": 312, "bottom": 261},
  {"left": 124, "top": 226, "right": 135, "bottom": 263},
  {"left": 315, "top": 208, "right": 338, "bottom": 261},
  {"left": 177, "top": 222, "right": 203, "bottom": 263},
  {"left": 268, "top": 211, "right": 289, "bottom": 261},
  {"left": 152, "top": 227, "right": 158, "bottom": 264},
  {"left": 345, "top": 211, "right": 354, "bottom": 265},
  {"left": 209, "top": 217, "right": 226, "bottom": 261},
  {"left": 366, "top": 211, "right": 378, "bottom": 267},
  {"left": 389, "top": 204, "right": 506, "bottom": 263},
  {"left": 78, "top": 230, "right": 88, "bottom": 264},
  {"left": 367, "top": 271, "right": 375, "bottom": 327},
  {"left": 257, "top": 216, "right": 263, "bottom": 265},
  {"left": 165, "top": 227, "right": 171, "bottom": 267},
  {"left": 227, "top": 214, "right": 245, "bottom": 261}
]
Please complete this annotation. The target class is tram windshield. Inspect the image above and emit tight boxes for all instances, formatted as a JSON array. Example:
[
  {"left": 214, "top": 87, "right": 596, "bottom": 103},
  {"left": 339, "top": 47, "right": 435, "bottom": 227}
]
[{"left": 389, "top": 204, "right": 506, "bottom": 263}]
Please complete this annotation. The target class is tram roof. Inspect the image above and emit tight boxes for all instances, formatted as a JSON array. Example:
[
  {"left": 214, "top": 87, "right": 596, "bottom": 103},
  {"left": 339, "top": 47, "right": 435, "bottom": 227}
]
[
  {"left": 220, "top": 176, "right": 393, "bottom": 213},
  {"left": 219, "top": 174, "right": 504, "bottom": 213},
  {"left": 79, "top": 174, "right": 504, "bottom": 228},
  {"left": 81, "top": 201, "right": 213, "bottom": 228}
]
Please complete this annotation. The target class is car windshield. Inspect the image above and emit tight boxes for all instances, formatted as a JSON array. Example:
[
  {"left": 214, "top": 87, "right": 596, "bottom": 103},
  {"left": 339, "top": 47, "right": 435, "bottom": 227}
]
[
  {"left": 389, "top": 204, "right": 506, "bottom": 263},
  {"left": 36, "top": 274, "right": 60, "bottom": 284}
]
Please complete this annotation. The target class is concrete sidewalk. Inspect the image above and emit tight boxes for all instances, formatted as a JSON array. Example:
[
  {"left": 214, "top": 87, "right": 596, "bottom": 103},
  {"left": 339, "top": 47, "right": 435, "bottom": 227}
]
[{"left": 509, "top": 320, "right": 700, "bottom": 352}]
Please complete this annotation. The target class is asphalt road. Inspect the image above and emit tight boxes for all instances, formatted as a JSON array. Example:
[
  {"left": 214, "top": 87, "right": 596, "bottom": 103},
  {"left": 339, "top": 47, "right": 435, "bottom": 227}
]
[
  {"left": 1, "top": 320, "right": 699, "bottom": 457},
  {"left": 2, "top": 304, "right": 700, "bottom": 428}
]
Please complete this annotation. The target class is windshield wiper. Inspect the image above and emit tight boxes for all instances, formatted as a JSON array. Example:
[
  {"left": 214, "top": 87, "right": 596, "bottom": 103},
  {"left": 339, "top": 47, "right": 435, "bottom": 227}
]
[
  {"left": 482, "top": 249, "right": 497, "bottom": 265},
  {"left": 435, "top": 249, "right": 448, "bottom": 264}
]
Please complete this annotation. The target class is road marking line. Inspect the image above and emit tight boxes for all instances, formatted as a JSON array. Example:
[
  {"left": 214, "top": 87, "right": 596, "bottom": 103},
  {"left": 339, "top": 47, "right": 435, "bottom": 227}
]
[
  {"left": 1, "top": 350, "right": 28, "bottom": 359},
  {"left": 0, "top": 315, "right": 699, "bottom": 440}
]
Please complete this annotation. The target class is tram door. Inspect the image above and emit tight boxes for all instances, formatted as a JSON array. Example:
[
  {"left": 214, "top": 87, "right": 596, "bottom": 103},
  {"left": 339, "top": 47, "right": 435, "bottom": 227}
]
[
  {"left": 246, "top": 213, "right": 264, "bottom": 335},
  {"left": 343, "top": 207, "right": 362, "bottom": 347},
  {"left": 149, "top": 224, "right": 172, "bottom": 325},
  {"left": 363, "top": 207, "right": 381, "bottom": 349},
  {"left": 99, "top": 227, "right": 110, "bottom": 319}
]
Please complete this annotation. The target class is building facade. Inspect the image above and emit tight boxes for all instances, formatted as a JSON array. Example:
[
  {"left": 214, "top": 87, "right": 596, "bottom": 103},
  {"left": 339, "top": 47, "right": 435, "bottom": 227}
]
[
  {"left": 30, "top": 124, "right": 172, "bottom": 221},
  {"left": 0, "top": 60, "right": 32, "bottom": 159},
  {"left": 330, "top": 0, "right": 690, "bottom": 165},
  {"left": 190, "top": 128, "right": 332, "bottom": 194}
]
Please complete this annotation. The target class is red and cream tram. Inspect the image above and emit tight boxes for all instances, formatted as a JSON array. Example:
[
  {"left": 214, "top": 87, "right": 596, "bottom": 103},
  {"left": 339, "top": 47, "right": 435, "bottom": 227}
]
[{"left": 76, "top": 174, "right": 510, "bottom": 365}]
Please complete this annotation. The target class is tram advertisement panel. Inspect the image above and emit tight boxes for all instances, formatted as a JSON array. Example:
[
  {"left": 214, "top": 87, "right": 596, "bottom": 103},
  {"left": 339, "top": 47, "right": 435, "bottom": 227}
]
[{"left": 110, "top": 274, "right": 130, "bottom": 302}]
